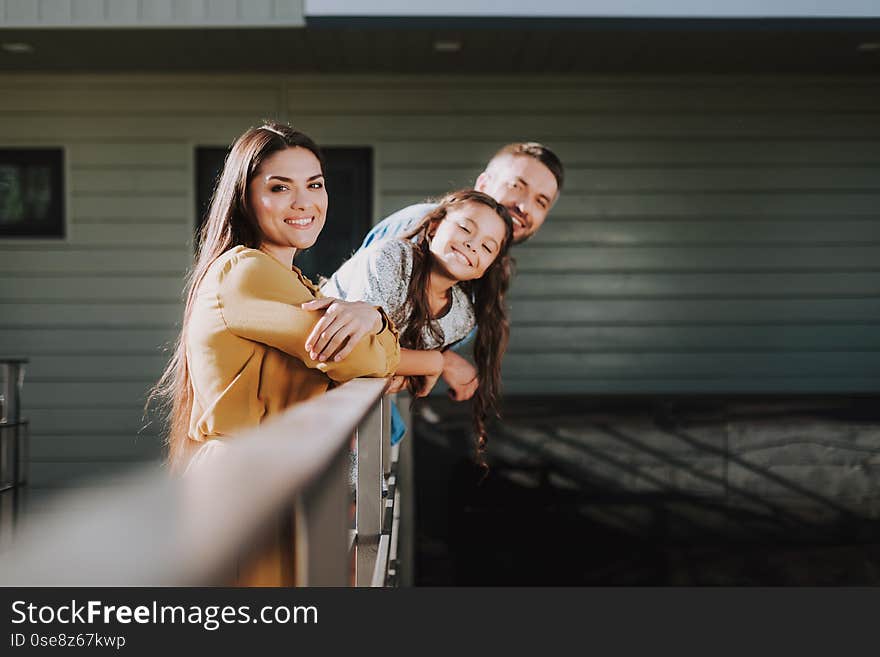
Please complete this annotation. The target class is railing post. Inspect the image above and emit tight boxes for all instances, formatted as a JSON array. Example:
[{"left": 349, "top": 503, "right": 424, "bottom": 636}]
[
  {"left": 294, "top": 448, "right": 350, "bottom": 586},
  {"left": 382, "top": 395, "right": 392, "bottom": 477},
  {"left": 396, "top": 392, "right": 415, "bottom": 586},
  {"left": 355, "top": 400, "right": 383, "bottom": 586},
  {"left": 0, "top": 359, "right": 27, "bottom": 425}
]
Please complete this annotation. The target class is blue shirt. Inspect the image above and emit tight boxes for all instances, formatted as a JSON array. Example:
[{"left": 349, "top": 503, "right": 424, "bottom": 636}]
[{"left": 360, "top": 202, "right": 437, "bottom": 249}]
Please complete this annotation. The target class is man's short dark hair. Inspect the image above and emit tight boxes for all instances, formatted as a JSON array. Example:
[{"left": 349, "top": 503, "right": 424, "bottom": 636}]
[{"left": 491, "top": 142, "right": 564, "bottom": 192}]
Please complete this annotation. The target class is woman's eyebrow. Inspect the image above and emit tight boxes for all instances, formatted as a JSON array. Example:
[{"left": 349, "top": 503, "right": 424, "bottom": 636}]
[{"left": 266, "top": 173, "right": 324, "bottom": 183}]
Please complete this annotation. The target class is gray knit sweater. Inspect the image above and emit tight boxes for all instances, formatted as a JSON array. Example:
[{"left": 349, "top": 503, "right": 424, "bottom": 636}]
[{"left": 321, "top": 239, "right": 475, "bottom": 349}]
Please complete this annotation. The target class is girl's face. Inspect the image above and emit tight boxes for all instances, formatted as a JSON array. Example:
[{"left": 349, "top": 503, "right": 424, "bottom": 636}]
[
  {"left": 248, "top": 146, "right": 327, "bottom": 256},
  {"left": 429, "top": 201, "right": 508, "bottom": 281}
]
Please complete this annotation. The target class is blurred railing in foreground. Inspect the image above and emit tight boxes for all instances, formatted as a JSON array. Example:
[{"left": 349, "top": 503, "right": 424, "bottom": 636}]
[{"left": 0, "top": 378, "right": 407, "bottom": 586}]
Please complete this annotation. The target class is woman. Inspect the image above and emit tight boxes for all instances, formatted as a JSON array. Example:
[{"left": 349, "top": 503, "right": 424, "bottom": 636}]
[
  {"left": 151, "top": 122, "right": 400, "bottom": 473},
  {"left": 320, "top": 189, "right": 513, "bottom": 463}
]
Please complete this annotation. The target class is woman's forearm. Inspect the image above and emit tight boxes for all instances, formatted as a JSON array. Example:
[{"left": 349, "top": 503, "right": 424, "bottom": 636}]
[{"left": 395, "top": 348, "right": 444, "bottom": 376}]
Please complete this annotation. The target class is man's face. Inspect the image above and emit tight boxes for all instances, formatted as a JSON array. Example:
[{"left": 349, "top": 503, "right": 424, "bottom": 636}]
[{"left": 475, "top": 154, "right": 558, "bottom": 244}]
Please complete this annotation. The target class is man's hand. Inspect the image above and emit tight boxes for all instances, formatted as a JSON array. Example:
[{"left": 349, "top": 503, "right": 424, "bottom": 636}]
[
  {"left": 301, "top": 297, "right": 383, "bottom": 362},
  {"left": 441, "top": 350, "right": 478, "bottom": 401}
]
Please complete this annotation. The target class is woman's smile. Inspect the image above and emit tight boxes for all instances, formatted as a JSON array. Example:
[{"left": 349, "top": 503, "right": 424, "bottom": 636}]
[{"left": 284, "top": 215, "right": 317, "bottom": 228}]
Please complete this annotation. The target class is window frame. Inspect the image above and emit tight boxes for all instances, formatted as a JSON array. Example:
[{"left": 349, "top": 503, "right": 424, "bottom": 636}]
[{"left": 0, "top": 147, "right": 67, "bottom": 240}]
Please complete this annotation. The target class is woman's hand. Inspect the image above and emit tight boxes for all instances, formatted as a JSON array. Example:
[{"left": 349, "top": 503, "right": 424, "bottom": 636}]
[
  {"left": 301, "top": 297, "right": 384, "bottom": 362},
  {"left": 441, "top": 350, "right": 478, "bottom": 401}
]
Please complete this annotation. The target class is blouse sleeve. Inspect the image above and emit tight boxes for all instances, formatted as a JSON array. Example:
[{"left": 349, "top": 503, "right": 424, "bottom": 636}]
[{"left": 216, "top": 251, "right": 400, "bottom": 381}]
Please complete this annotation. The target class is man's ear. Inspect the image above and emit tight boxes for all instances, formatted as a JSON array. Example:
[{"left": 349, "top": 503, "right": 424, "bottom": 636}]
[{"left": 475, "top": 171, "right": 490, "bottom": 192}]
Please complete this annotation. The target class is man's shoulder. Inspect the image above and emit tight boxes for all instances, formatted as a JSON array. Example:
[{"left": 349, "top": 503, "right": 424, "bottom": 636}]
[
  {"left": 363, "top": 202, "right": 437, "bottom": 247},
  {"left": 387, "top": 202, "right": 437, "bottom": 222}
]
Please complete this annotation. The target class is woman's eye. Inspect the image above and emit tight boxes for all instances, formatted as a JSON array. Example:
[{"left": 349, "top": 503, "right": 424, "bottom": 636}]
[
  {"left": 309, "top": 182, "right": 324, "bottom": 189},
  {"left": 459, "top": 224, "right": 471, "bottom": 233},
  {"left": 271, "top": 185, "right": 288, "bottom": 192},
  {"left": 483, "top": 245, "right": 492, "bottom": 253}
]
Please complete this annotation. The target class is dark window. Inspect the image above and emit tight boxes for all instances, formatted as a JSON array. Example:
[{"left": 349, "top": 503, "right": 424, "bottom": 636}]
[
  {"left": 195, "top": 146, "right": 373, "bottom": 282},
  {"left": 0, "top": 149, "right": 65, "bottom": 238}
]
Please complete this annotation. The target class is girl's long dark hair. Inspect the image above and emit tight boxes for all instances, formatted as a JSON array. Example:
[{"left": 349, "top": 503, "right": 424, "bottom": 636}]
[
  {"left": 147, "top": 121, "right": 325, "bottom": 472},
  {"left": 400, "top": 189, "right": 514, "bottom": 467}
]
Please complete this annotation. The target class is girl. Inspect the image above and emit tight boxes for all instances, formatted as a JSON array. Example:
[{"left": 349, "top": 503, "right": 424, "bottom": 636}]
[
  {"left": 320, "top": 189, "right": 513, "bottom": 463},
  {"left": 150, "top": 122, "right": 400, "bottom": 473}
]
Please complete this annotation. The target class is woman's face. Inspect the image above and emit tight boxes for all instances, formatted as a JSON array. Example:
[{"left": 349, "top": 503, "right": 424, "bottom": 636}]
[
  {"left": 248, "top": 146, "right": 327, "bottom": 255},
  {"left": 429, "top": 201, "right": 508, "bottom": 281}
]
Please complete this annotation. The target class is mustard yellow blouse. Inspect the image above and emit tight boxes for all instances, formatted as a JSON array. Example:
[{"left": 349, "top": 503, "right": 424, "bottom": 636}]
[{"left": 184, "top": 245, "right": 400, "bottom": 447}]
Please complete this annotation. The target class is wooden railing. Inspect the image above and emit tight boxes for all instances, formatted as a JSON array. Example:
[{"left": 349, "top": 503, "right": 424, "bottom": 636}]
[{"left": 0, "top": 378, "right": 407, "bottom": 586}]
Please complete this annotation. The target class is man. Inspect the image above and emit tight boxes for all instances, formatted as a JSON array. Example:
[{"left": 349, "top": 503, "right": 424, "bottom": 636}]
[
  {"left": 361, "top": 142, "right": 564, "bottom": 401},
  {"left": 363, "top": 142, "right": 563, "bottom": 249}
]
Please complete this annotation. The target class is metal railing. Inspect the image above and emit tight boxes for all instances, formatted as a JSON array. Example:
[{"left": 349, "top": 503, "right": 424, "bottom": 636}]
[
  {"left": 0, "top": 358, "right": 29, "bottom": 551},
  {"left": 0, "top": 378, "right": 405, "bottom": 587},
  {"left": 0, "top": 357, "right": 28, "bottom": 489}
]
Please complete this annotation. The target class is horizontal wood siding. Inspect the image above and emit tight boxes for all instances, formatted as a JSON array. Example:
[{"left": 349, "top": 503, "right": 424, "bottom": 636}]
[
  {"left": 323, "top": 77, "right": 880, "bottom": 396},
  {"left": 0, "top": 75, "right": 286, "bottom": 485},
  {"left": 0, "top": 0, "right": 304, "bottom": 27},
  {"left": 0, "top": 73, "right": 878, "bottom": 484}
]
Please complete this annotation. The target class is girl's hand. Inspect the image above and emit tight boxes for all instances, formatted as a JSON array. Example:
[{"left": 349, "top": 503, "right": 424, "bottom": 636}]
[
  {"left": 414, "top": 372, "right": 441, "bottom": 398},
  {"left": 301, "top": 297, "right": 384, "bottom": 362},
  {"left": 387, "top": 374, "right": 439, "bottom": 397},
  {"left": 386, "top": 375, "right": 408, "bottom": 394},
  {"left": 441, "top": 350, "right": 479, "bottom": 401}
]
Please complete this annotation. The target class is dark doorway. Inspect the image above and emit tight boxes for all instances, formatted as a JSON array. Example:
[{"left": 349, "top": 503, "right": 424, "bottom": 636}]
[{"left": 195, "top": 146, "right": 373, "bottom": 282}]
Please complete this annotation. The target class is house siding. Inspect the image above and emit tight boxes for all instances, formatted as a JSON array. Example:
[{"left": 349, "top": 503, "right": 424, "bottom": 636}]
[{"left": 0, "top": 73, "right": 878, "bottom": 484}]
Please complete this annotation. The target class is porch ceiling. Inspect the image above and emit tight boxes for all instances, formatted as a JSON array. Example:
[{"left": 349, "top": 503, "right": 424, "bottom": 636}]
[{"left": 0, "top": 19, "right": 879, "bottom": 74}]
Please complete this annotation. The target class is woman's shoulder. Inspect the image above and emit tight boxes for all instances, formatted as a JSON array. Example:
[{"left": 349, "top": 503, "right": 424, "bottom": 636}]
[
  {"left": 208, "top": 245, "right": 264, "bottom": 272},
  {"left": 210, "top": 246, "right": 285, "bottom": 277},
  {"left": 208, "top": 247, "right": 312, "bottom": 296}
]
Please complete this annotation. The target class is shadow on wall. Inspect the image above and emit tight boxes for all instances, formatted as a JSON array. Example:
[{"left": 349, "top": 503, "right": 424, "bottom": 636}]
[{"left": 413, "top": 396, "right": 880, "bottom": 585}]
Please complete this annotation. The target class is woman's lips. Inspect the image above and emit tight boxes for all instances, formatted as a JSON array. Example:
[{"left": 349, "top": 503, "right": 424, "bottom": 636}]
[{"left": 284, "top": 216, "right": 315, "bottom": 229}]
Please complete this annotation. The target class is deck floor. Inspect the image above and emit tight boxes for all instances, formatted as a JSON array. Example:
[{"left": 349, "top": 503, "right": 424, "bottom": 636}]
[{"left": 413, "top": 395, "right": 880, "bottom": 585}]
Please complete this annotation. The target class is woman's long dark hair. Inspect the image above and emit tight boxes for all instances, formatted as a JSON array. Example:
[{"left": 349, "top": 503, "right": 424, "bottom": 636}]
[
  {"left": 147, "top": 121, "right": 325, "bottom": 472},
  {"left": 400, "top": 189, "right": 514, "bottom": 467}
]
